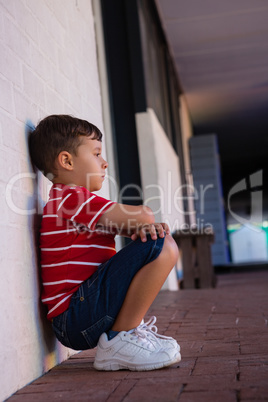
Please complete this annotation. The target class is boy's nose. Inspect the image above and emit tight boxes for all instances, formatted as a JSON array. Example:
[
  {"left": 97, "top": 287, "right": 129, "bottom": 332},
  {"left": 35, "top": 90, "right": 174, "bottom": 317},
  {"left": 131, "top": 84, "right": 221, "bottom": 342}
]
[{"left": 103, "top": 159, "right": 108, "bottom": 169}]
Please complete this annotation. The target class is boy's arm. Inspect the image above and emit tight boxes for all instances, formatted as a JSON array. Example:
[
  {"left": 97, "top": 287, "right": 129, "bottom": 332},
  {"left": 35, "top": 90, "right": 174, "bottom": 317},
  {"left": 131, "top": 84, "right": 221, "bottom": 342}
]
[{"left": 97, "top": 203, "right": 169, "bottom": 241}]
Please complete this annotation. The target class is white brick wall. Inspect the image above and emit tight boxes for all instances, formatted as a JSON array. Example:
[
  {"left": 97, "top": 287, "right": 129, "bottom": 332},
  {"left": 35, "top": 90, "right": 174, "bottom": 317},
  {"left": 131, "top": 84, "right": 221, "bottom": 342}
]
[{"left": 0, "top": 0, "right": 107, "bottom": 399}]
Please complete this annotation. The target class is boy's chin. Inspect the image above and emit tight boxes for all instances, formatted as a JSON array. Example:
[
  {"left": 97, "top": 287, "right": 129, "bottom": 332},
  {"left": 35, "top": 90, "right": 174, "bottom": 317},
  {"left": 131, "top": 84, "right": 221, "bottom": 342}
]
[{"left": 89, "top": 185, "right": 102, "bottom": 192}]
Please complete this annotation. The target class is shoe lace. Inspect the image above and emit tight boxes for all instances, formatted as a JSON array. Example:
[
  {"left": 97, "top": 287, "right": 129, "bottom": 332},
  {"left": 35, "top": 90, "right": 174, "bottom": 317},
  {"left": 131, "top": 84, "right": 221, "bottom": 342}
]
[
  {"left": 139, "top": 316, "right": 174, "bottom": 342},
  {"left": 127, "top": 324, "right": 161, "bottom": 349}
]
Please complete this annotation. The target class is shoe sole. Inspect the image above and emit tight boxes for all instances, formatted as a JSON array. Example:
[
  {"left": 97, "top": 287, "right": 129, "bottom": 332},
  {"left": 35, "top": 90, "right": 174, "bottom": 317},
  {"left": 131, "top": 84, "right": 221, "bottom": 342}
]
[{"left": 93, "top": 351, "right": 181, "bottom": 371}]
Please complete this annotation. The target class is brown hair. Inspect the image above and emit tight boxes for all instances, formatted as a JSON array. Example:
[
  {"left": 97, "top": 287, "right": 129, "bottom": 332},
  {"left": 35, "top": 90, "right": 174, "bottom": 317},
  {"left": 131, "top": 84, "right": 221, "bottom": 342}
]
[{"left": 29, "top": 114, "right": 102, "bottom": 177}]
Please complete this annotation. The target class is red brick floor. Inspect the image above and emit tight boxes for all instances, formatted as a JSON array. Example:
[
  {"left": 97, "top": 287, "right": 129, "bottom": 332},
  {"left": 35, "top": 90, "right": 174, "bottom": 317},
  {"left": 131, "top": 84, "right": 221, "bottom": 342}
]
[{"left": 7, "top": 271, "right": 268, "bottom": 401}]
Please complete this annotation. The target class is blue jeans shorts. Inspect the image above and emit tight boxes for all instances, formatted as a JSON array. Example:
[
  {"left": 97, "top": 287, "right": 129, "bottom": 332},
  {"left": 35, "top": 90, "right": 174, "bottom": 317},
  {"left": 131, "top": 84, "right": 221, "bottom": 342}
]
[{"left": 52, "top": 235, "right": 165, "bottom": 350}]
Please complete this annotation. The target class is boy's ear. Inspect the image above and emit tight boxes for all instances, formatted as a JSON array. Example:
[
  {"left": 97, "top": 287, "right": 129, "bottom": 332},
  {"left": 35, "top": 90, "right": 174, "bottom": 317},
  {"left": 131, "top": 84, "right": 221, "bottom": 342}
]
[{"left": 57, "top": 151, "right": 74, "bottom": 171}]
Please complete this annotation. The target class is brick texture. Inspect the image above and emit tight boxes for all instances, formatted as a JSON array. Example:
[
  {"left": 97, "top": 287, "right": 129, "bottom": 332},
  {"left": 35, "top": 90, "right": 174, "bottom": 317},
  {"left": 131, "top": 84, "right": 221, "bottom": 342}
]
[
  {"left": 7, "top": 271, "right": 268, "bottom": 401},
  {"left": 0, "top": 0, "right": 106, "bottom": 400}
]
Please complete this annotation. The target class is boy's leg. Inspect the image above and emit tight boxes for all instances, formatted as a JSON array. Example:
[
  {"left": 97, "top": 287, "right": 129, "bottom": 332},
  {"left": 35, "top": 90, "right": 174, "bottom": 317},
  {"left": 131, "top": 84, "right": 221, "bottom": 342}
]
[
  {"left": 53, "top": 233, "right": 178, "bottom": 351},
  {"left": 111, "top": 234, "right": 179, "bottom": 332},
  {"left": 94, "top": 234, "right": 181, "bottom": 371}
]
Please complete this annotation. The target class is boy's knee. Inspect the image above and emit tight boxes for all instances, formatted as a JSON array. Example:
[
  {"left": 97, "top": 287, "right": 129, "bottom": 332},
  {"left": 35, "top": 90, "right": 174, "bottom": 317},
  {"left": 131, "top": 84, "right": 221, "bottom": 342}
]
[{"left": 162, "top": 234, "right": 179, "bottom": 263}]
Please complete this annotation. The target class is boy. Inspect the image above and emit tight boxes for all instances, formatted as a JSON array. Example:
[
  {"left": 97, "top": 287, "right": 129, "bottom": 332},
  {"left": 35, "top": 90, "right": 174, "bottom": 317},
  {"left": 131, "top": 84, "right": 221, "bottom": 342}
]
[{"left": 29, "top": 114, "right": 181, "bottom": 371}]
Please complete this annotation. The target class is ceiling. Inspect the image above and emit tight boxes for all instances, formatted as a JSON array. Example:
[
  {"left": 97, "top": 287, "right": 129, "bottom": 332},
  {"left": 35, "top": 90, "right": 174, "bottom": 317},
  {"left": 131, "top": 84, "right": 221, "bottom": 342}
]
[{"left": 155, "top": 0, "right": 268, "bottom": 213}]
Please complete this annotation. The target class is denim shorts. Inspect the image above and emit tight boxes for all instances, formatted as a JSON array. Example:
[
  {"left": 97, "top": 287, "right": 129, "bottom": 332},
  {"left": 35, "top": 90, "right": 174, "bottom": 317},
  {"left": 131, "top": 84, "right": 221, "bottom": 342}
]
[{"left": 52, "top": 235, "right": 165, "bottom": 350}]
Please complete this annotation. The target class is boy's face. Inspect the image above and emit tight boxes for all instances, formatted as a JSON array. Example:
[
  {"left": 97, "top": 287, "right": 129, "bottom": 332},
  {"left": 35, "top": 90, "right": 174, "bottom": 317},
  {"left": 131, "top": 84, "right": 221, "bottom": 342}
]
[{"left": 72, "top": 136, "right": 108, "bottom": 192}]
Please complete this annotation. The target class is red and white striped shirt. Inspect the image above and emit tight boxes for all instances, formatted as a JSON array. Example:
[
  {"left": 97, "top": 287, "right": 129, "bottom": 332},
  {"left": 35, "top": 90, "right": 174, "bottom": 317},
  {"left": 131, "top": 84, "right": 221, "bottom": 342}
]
[{"left": 40, "top": 184, "right": 116, "bottom": 320}]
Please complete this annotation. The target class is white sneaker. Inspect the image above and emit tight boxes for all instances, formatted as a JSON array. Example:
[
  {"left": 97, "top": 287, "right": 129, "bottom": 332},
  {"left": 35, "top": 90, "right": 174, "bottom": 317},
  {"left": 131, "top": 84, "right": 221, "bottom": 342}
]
[
  {"left": 93, "top": 326, "right": 181, "bottom": 371},
  {"left": 139, "top": 316, "right": 181, "bottom": 352}
]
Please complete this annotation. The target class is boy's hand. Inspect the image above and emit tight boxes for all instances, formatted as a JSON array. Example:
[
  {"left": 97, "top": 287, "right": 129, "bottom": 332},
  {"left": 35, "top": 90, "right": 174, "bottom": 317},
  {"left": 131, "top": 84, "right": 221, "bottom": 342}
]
[{"left": 131, "top": 223, "right": 170, "bottom": 242}]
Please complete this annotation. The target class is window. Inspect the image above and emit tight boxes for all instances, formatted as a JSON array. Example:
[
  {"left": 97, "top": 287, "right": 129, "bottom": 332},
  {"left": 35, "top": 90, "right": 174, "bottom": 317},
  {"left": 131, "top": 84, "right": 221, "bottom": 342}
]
[{"left": 138, "top": 0, "right": 185, "bottom": 176}]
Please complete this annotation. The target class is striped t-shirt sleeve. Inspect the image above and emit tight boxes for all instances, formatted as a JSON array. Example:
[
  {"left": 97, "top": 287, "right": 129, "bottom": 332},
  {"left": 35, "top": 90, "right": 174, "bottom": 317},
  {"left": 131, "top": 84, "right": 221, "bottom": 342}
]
[{"left": 57, "top": 187, "right": 114, "bottom": 229}]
